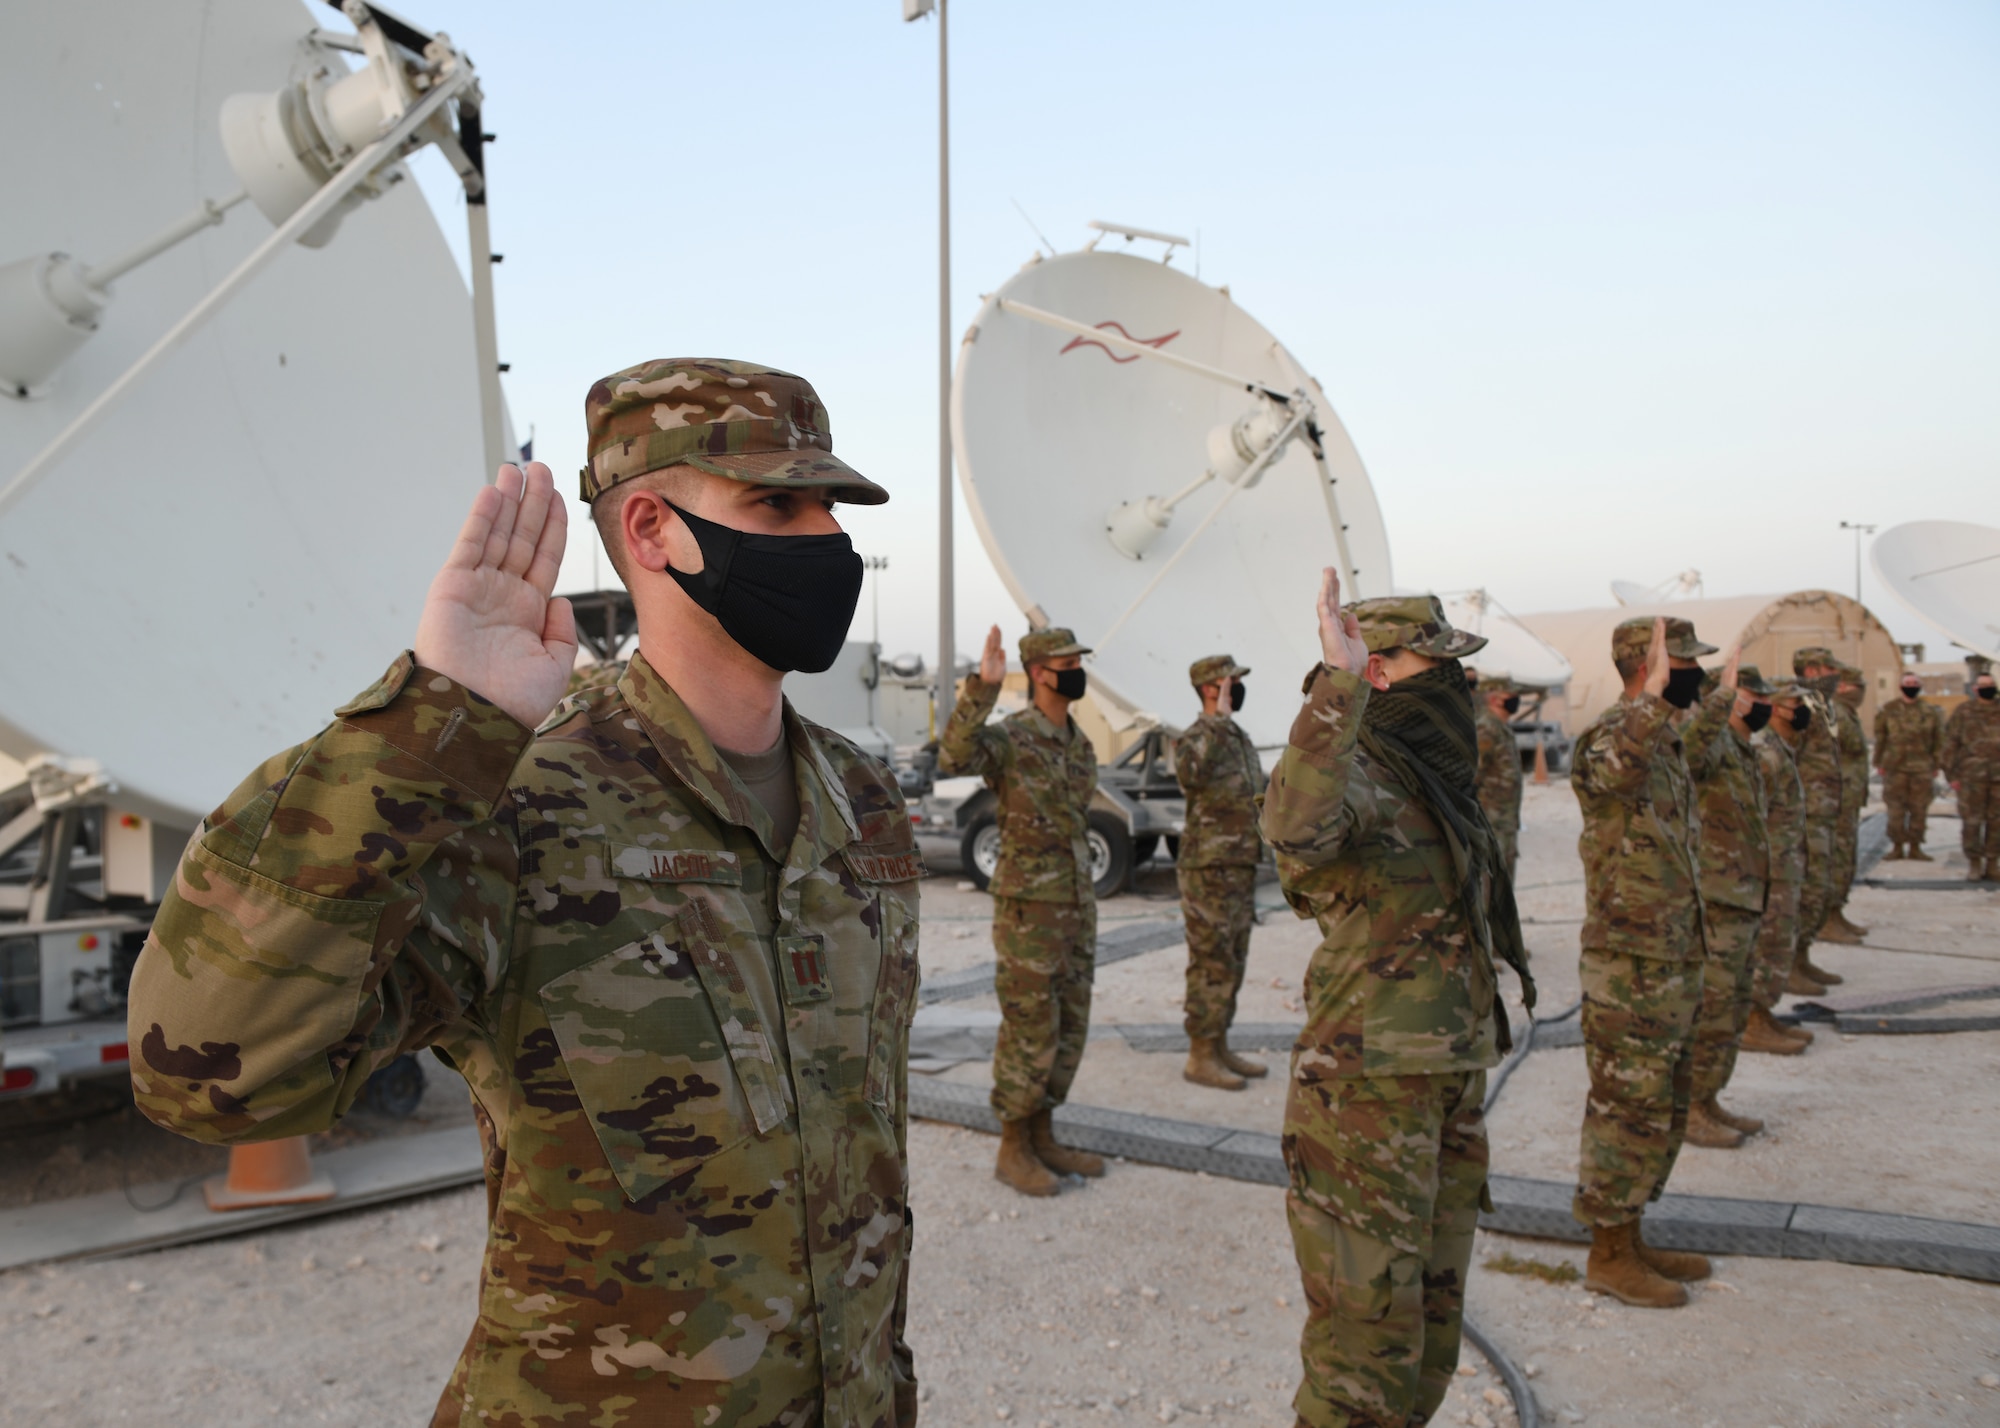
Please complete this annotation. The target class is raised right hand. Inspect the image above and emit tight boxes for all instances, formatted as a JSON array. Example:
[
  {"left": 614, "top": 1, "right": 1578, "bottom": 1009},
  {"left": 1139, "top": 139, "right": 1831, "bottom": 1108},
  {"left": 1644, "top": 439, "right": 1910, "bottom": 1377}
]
[
  {"left": 1316, "top": 567, "right": 1368, "bottom": 674},
  {"left": 1643, "top": 617, "right": 1670, "bottom": 698},
  {"left": 413, "top": 462, "right": 577, "bottom": 729},
  {"left": 979, "top": 624, "right": 1006, "bottom": 685}
]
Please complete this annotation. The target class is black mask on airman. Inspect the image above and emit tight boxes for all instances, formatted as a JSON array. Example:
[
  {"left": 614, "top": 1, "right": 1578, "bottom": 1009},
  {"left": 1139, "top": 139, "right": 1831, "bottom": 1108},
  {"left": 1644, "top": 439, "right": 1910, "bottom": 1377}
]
[
  {"left": 661, "top": 499, "right": 862, "bottom": 674},
  {"left": 1230, "top": 681, "right": 1247, "bottom": 712},
  {"left": 1901, "top": 685, "right": 1921, "bottom": 700},
  {"left": 1789, "top": 706, "right": 1812, "bottom": 731},
  {"left": 1502, "top": 694, "right": 1522, "bottom": 715},
  {"left": 1981, "top": 686, "right": 1997, "bottom": 701},
  {"left": 1049, "top": 667, "right": 1087, "bottom": 700},
  {"left": 1662, "top": 666, "right": 1705, "bottom": 710},
  {"left": 1744, "top": 701, "right": 1773, "bottom": 733}
]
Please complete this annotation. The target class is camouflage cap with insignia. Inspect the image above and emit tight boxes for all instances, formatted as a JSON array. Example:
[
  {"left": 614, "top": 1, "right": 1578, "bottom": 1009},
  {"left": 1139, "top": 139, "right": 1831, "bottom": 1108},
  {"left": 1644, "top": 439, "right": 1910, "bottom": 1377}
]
[
  {"left": 1701, "top": 664, "right": 1776, "bottom": 698},
  {"left": 1612, "top": 616, "right": 1719, "bottom": 663},
  {"left": 1188, "top": 653, "right": 1250, "bottom": 687},
  {"left": 1836, "top": 661, "right": 1864, "bottom": 685},
  {"left": 1766, "top": 674, "right": 1807, "bottom": 699},
  {"left": 1792, "top": 645, "right": 1837, "bottom": 674},
  {"left": 1019, "top": 627, "right": 1091, "bottom": 666},
  {"left": 579, "top": 358, "right": 888, "bottom": 506},
  {"left": 1348, "top": 595, "right": 1487, "bottom": 659}
]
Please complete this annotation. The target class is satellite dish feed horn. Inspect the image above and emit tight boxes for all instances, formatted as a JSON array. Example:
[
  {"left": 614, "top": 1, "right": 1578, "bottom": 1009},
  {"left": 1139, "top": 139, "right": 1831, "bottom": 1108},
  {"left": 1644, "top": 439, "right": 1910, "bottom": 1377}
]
[{"left": 0, "top": 19, "right": 493, "bottom": 521}]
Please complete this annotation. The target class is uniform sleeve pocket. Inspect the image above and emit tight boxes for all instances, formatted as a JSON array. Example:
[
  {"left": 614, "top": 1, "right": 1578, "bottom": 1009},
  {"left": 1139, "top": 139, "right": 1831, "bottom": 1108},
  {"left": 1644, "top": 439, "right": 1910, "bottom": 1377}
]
[
  {"left": 865, "top": 896, "right": 921, "bottom": 1111},
  {"left": 539, "top": 932, "right": 759, "bottom": 1203}
]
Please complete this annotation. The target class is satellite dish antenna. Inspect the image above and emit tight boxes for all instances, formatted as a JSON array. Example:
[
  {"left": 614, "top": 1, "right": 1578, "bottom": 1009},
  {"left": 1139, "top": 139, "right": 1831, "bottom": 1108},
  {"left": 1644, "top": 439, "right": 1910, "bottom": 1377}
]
[
  {"left": 1871, "top": 521, "right": 2000, "bottom": 660},
  {"left": 1610, "top": 569, "right": 1703, "bottom": 606},
  {"left": 0, "top": 0, "right": 508, "bottom": 824},
  {"left": 1437, "top": 589, "right": 1573, "bottom": 689},
  {"left": 953, "top": 244, "right": 1392, "bottom": 747}
]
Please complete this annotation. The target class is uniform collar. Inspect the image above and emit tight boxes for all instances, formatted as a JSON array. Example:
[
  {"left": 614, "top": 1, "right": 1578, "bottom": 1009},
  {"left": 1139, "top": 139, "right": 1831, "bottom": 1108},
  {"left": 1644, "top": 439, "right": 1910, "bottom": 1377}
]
[
  {"left": 618, "top": 652, "right": 859, "bottom": 864},
  {"left": 1021, "top": 703, "right": 1075, "bottom": 744}
]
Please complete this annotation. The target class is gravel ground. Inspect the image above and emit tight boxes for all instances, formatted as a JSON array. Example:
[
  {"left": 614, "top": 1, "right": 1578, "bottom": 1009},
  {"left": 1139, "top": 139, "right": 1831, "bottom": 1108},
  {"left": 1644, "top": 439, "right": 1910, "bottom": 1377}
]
[{"left": 2, "top": 783, "right": 1996, "bottom": 1425}]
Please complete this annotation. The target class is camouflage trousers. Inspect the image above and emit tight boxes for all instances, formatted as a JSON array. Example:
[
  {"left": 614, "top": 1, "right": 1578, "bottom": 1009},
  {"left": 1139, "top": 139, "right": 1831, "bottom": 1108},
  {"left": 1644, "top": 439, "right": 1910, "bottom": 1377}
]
[
  {"left": 1883, "top": 768, "right": 1938, "bottom": 849},
  {"left": 1283, "top": 1070, "right": 1488, "bottom": 1428},
  {"left": 1795, "top": 820, "right": 1837, "bottom": 958},
  {"left": 1829, "top": 805, "right": 1862, "bottom": 913},
  {"left": 1178, "top": 863, "right": 1257, "bottom": 1040},
  {"left": 1494, "top": 824, "right": 1519, "bottom": 882},
  {"left": 1749, "top": 877, "right": 1802, "bottom": 1010},
  {"left": 1573, "top": 949, "right": 1699, "bottom": 1228},
  {"left": 1690, "top": 904, "right": 1763, "bottom": 1103},
  {"left": 990, "top": 896, "right": 1097, "bottom": 1123},
  {"left": 1957, "top": 774, "right": 2000, "bottom": 860}
]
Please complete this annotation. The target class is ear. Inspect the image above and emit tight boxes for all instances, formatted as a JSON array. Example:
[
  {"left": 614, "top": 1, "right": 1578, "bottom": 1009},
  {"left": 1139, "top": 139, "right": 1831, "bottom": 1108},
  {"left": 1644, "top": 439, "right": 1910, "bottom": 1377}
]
[
  {"left": 623, "top": 490, "right": 701, "bottom": 574},
  {"left": 1364, "top": 653, "right": 1392, "bottom": 692}
]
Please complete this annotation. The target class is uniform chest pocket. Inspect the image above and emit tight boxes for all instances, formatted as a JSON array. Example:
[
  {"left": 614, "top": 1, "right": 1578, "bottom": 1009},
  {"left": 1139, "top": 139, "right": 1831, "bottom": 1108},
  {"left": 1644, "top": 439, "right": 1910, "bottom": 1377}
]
[{"left": 539, "top": 928, "right": 773, "bottom": 1204}]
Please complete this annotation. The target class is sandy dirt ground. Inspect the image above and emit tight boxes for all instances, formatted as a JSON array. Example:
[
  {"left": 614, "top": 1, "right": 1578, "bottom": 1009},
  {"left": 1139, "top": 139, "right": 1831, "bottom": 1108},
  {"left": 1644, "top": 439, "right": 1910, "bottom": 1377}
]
[{"left": 3, "top": 785, "right": 1997, "bottom": 1425}]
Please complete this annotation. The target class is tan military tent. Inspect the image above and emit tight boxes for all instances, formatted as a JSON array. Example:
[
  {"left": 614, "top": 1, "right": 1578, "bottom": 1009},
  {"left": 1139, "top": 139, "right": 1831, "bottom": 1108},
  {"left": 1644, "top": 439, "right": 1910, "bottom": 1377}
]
[{"left": 1520, "top": 590, "right": 1903, "bottom": 736}]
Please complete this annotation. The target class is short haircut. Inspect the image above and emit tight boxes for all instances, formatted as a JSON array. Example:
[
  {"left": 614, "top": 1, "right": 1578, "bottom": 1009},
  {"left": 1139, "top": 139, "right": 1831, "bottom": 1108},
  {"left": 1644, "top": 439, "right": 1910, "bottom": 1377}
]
[
  {"left": 1614, "top": 652, "right": 1647, "bottom": 681},
  {"left": 590, "top": 466, "right": 701, "bottom": 587}
]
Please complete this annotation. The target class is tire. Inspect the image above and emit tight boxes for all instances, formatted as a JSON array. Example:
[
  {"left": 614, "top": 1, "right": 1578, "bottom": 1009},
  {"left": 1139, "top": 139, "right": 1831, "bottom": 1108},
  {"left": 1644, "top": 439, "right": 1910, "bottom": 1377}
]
[
  {"left": 360, "top": 1053, "right": 426, "bottom": 1119},
  {"left": 959, "top": 812, "right": 1001, "bottom": 892},
  {"left": 1087, "top": 811, "right": 1133, "bottom": 898},
  {"left": 1132, "top": 834, "right": 1161, "bottom": 866}
]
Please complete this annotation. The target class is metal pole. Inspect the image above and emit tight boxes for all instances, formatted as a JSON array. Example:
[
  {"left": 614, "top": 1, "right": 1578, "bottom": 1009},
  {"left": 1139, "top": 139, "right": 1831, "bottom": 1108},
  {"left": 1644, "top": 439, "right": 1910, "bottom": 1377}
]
[{"left": 935, "top": 0, "right": 956, "bottom": 732}]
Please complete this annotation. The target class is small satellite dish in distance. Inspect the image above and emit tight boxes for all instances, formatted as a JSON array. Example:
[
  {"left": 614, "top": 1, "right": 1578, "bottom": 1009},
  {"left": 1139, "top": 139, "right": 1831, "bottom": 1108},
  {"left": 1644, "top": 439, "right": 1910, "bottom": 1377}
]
[
  {"left": 953, "top": 247, "right": 1391, "bottom": 748},
  {"left": 1871, "top": 521, "right": 2000, "bottom": 660},
  {"left": 0, "top": 0, "right": 500, "bottom": 824},
  {"left": 1611, "top": 570, "right": 1703, "bottom": 606},
  {"left": 1436, "top": 589, "right": 1573, "bottom": 689}
]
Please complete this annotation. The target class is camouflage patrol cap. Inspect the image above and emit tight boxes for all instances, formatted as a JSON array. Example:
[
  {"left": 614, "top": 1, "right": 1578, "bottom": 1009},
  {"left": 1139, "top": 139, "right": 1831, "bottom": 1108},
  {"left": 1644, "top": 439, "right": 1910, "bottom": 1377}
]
[
  {"left": 1348, "top": 595, "right": 1487, "bottom": 658},
  {"left": 1733, "top": 665, "right": 1776, "bottom": 697},
  {"left": 1019, "top": 627, "right": 1090, "bottom": 666},
  {"left": 1188, "top": 653, "right": 1250, "bottom": 687},
  {"left": 1793, "top": 645, "right": 1837, "bottom": 674},
  {"left": 1836, "top": 661, "right": 1864, "bottom": 686},
  {"left": 1612, "top": 616, "right": 1718, "bottom": 664},
  {"left": 1766, "top": 675, "right": 1806, "bottom": 700},
  {"left": 579, "top": 358, "right": 888, "bottom": 506}
]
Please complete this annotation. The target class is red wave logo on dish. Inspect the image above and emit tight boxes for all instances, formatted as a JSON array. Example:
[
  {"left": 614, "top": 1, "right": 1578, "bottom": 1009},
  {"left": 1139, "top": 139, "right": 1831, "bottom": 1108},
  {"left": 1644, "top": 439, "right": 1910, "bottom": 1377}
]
[{"left": 1058, "top": 321, "right": 1181, "bottom": 363}]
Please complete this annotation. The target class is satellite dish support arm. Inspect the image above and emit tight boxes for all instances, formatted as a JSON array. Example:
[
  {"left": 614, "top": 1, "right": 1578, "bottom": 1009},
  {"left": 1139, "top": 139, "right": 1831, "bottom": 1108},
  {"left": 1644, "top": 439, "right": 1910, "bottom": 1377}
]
[
  {"left": 0, "top": 61, "right": 477, "bottom": 522},
  {"left": 995, "top": 297, "right": 1289, "bottom": 403}
]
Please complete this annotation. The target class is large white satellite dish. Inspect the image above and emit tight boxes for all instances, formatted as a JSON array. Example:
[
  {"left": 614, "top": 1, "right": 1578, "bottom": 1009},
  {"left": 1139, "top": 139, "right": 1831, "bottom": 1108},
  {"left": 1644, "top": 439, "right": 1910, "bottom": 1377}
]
[
  {"left": 1871, "top": 521, "right": 2000, "bottom": 660},
  {"left": 0, "top": 0, "right": 504, "bottom": 824},
  {"left": 953, "top": 246, "right": 1391, "bottom": 747},
  {"left": 1436, "top": 589, "right": 1573, "bottom": 689}
]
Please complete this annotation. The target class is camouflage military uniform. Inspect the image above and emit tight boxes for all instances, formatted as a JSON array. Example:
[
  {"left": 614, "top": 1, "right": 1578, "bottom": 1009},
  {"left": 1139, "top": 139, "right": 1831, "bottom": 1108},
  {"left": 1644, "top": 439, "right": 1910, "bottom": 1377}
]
[
  {"left": 130, "top": 655, "right": 923, "bottom": 1426},
  {"left": 1681, "top": 672, "right": 1771, "bottom": 1103},
  {"left": 1788, "top": 653, "right": 1844, "bottom": 956},
  {"left": 1750, "top": 721, "right": 1807, "bottom": 1009},
  {"left": 1943, "top": 693, "right": 2000, "bottom": 867},
  {"left": 129, "top": 358, "right": 923, "bottom": 1426},
  {"left": 1874, "top": 693, "right": 1945, "bottom": 851},
  {"left": 1472, "top": 690, "right": 1524, "bottom": 875},
  {"left": 1570, "top": 618, "right": 1714, "bottom": 1229},
  {"left": 1263, "top": 598, "right": 1529, "bottom": 1428},
  {"left": 938, "top": 630, "right": 1099, "bottom": 1124},
  {"left": 1828, "top": 673, "right": 1870, "bottom": 917},
  {"left": 1175, "top": 654, "right": 1265, "bottom": 1043}
]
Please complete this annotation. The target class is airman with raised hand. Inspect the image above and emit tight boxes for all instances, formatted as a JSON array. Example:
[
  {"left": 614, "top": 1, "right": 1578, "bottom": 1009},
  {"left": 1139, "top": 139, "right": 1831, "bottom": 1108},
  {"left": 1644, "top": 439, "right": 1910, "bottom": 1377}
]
[
  {"left": 1469, "top": 671, "right": 1526, "bottom": 876},
  {"left": 1263, "top": 572, "right": 1532, "bottom": 1428},
  {"left": 1787, "top": 647, "right": 1847, "bottom": 991},
  {"left": 1819, "top": 662, "right": 1872, "bottom": 945},
  {"left": 939, "top": 623, "right": 1106, "bottom": 1195},
  {"left": 128, "top": 361, "right": 924, "bottom": 1425},
  {"left": 1570, "top": 615, "right": 1715, "bottom": 1308},
  {"left": 1740, "top": 677, "right": 1816, "bottom": 1057},
  {"left": 1175, "top": 654, "right": 1269, "bottom": 1091},
  {"left": 1874, "top": 671, "right": 1946, "bottom": 860}
]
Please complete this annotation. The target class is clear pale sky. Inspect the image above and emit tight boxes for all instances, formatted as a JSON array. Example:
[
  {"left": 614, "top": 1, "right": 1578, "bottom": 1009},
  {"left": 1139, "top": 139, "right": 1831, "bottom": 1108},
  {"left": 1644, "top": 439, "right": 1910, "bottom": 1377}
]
[{"left": 399, "top": 0, "right": 1999, "bottom": 664}]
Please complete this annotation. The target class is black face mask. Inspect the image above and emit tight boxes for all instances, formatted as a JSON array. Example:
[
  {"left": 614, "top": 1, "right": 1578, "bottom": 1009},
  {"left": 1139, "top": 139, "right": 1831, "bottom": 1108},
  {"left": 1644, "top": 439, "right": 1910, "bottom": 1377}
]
[
  {"left": 662, "top": 499, "right": 862, "bottom": 673},
  {"left": 1789, "top": 705, "right": 1812, "bottom": 731},
  {"left": 1502, "top": 694, "right": 1522, "bottom": 715},
  {"left": 1901, "top": 686, "right": 1921, "bottom": 700},
  {"left": 1049, "top": 667, "right": 1087, "bottom": 700},
  {"left": 1662, "top": 666, "right": 1706, "bottom": 710},
  {"left": 1981, "top": 687, "right": 1997, "bottom": 701},
  {"left": 1229, "top": 681, "right": 1247, "bottom": 712},
  {"left": 1744, "top": 701, "right": 1773, "bottom": 733}
]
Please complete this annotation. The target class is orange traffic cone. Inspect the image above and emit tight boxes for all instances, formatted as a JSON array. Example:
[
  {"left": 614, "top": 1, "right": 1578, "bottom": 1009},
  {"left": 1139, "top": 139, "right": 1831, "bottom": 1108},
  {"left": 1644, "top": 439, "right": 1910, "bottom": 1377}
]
[
  {"left": 203, "top": 1136, "right": 336, "bottom": 1212},
  {"left": 1532, "top": 732, "right": 1550, "bottom": 786}
]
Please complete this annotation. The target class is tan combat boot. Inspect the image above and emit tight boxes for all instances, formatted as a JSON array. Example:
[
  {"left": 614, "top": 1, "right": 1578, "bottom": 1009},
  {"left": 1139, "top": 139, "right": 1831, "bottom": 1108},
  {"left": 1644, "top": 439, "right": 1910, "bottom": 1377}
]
[
  {"left": 1633, "top": 1217, "right": 1712, "bottom": 1282},
  {"left": 1585, "top": 1222, "right": 1688, "bottom": 1308},
  {"left": 994, "top": 1119, "right": 1060, "bottom": 1197},
  {"left": 1184, "top": 1036, "right": 1247, "bottom": 1091},
  {"left": 1910, "top": 846, "right": 1934, "bottom": 861},
  {"left": 1883, "top": 843, "right": 1905, "bottom": 861},
  {"left": 1785, "top": 967, "right": 1828, "bottom": 997},
  {"left": 1683, "top": 1099, "right": 1745, "bottom": 1149},
  {"left": 1028, "top": 1108, "right": 1105, "bottom": 1178},
  {"left": 1217, "top": 1032, "right": 1268, "bottom": 1079},
  {"left": 1970, "top": 859, "right": 1989, "bottom": 881},
  {"left": 1741, "top": 1006, "right": 1806, "bottom": 1056},
  {"left": 1798, "top": 954, "right": 1844, "bottom": 986},
  {"left": 1706, "top": 1096, "right": 1764, "bottom": 1136},
  {"left": 1816, "top": 917, "right": 1862, "bottom": 946}
]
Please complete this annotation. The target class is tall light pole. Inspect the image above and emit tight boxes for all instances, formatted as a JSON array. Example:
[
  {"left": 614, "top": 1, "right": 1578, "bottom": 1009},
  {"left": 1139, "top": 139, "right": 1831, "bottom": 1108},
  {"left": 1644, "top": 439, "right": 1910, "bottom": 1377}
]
[
  {"left": 1839, "top": 521, "right": 1877, "bottom": 603},
  {"left": 904, "top": 0, "right": 954, "bottom": 736}
]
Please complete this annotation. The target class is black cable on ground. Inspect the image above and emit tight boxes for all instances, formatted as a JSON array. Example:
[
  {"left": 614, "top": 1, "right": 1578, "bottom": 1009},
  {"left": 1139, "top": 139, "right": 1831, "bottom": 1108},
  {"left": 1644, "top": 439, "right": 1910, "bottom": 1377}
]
[{"left": 1462, "top": 1315, "right": 1541, "bottom": 1428}]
